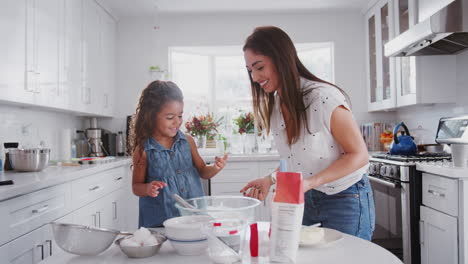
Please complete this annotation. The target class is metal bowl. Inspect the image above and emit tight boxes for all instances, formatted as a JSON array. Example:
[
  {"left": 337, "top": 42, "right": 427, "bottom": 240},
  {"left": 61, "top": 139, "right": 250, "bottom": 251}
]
[
  {"left": 115, "top": 232, "right": 166, "bottom": 258},
  {"left": 9, "top": 148, "right": 50, "bottom": 172},
  {"left": 51, "top": 222, "right": 125, "bottom": 256}
]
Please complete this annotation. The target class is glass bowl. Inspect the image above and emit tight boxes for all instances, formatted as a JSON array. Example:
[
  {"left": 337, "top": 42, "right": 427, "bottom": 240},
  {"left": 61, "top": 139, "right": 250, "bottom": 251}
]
[{"left": 174, "top": 195, "right": 261, "bottom": 222}]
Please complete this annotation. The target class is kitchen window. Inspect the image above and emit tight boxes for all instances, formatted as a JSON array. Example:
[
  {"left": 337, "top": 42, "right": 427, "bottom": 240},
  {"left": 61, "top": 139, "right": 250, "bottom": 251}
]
[{"left": 169, "top": 43, "right": 334, "bottom": 133}]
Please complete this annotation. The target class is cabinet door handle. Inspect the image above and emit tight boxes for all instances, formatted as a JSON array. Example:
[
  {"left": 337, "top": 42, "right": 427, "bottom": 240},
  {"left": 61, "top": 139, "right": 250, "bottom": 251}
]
[
  {"left": 37, "top": 244, "right": 44, "bottom": 260},
  {"left": 113, "top": 201, "right": 117, "bottom": 220},
  {"left": 428, "top": 189, "right": 445, "bottom": 198},
  {"left": 92, "top": 214, "right": 97, "bottom": 227},
  {"left": 89, "top": 186, "right": 101, "bottom": 191},
  {"left": 419, "top": 220, "right": 424, "bottom": 246},
  {"left": 97, "top": 211, "right": 101, "bottom": 227},
  {"left": 46, "top": 239, "right": 52, "bottom": 256},
  {"left": 32, "top": 205, "right": 49, "bottom": 214}
]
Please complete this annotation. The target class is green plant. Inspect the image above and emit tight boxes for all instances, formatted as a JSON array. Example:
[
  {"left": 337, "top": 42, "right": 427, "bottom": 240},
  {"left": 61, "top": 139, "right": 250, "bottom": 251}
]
[
  {"left": 149, "top": 65, "right": 161, "bottom": 71},
  {"left": 234, "top": 112, "right": 254, "bottom": 134}
]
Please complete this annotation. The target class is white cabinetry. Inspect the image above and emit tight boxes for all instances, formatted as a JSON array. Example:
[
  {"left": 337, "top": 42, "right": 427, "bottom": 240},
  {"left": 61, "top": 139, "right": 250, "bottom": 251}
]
[
  {"left": 0, "top": 0, "right": 31, "bottom": 104},
  {"left": 365, "top": 0, "right": 456, "bottom": 111},
  {"left": 365, "top": 0, "right": 396, "bottom": 111},
  {"left": 0, "top": 0, "right": 116, "bottom": 117},
  {"left": 0, "top": 163, "right": 132, "bottom": 264},
  {"left": 420, "top": 173, "right": 459, "bottom": 264}
]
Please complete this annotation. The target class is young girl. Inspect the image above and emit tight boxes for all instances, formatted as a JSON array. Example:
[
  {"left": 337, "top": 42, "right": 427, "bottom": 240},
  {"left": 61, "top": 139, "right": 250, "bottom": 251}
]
[{"left": 130, "top": 80, "right": 228, "bottom": 228}]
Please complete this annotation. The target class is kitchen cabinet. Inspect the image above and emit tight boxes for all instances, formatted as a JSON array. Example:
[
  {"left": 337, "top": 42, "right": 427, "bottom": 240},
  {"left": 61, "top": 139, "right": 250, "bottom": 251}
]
[
  {"left": 365, "top": 0, "right": 397, "bottom": 111},
  {"left": 420, "top": 206, "right": 458, "bottom": 264},
  {"left": 0, "top": 213, "right": 73, "bottom": 264},
  {"left": 0, "top": 0, "right": 116, "bottom": 117},
  {"left": 365, "top": 0, "right": 456, "bottom": 111},
  {"left": 25, "top": 0, "right": 65, "bottom": 109},
  {"left": 0, "top": 0, "right": 32, "bottom": 104},
  {"left": 419, "top": 173, "right": 459, "bottom": 264}
]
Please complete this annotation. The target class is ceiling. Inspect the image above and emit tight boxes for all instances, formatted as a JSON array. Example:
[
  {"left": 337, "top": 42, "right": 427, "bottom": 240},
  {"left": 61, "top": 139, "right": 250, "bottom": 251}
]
[{"left": 98, "top": 0, "right": 373, "bottom": 18}]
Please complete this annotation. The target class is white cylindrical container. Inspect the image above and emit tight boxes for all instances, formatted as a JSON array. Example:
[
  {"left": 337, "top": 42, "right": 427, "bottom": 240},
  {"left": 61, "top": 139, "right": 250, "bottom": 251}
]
[
  {"left": 451, "top": 144, "right": 468, "bottom": 167},
  {"left": 59, "top": 129, "right": 72, "bottom": 161}
]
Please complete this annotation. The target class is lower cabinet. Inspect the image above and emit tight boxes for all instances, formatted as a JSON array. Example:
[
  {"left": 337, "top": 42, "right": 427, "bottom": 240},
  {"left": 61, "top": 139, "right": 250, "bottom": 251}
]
[
  {"left": 420, "top": 206, "right": 458, "bottom": 264},
  {"left": 0, "top": 213, "right": 72, "bottom": 264}
]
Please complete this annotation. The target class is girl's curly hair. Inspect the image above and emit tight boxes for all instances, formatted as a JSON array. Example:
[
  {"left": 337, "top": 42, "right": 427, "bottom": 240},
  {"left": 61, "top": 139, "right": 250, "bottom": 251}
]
[{"left": 129, "top": 80, "right": 184, "bottom": 156}]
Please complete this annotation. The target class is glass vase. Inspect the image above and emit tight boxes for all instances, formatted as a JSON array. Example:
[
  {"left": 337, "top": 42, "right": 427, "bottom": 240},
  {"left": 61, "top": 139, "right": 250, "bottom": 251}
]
[
  {"left": 196, "top": 135, "right": 207, "bottom": 149},
  {"left": 243, "top": 133, "right": 256, "bottom": 154}
]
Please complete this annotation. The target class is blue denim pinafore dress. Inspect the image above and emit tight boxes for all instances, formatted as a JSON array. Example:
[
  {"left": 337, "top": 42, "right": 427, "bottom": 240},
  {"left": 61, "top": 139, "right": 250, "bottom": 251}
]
[{"left": 139, "top": 131, "right": 204, "bottom": 228}]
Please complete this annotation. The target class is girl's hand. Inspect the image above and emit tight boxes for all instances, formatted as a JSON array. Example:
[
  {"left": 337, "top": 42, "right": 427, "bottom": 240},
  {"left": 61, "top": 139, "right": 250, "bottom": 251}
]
[
  {"left": 146, "top": 181, "right": 166, "bottom": 197},
  {"left": 214, "top": 153, "right": 228, "bottom": 170},
  {"left": 240, "top": 177, "right": 272, "bottom": 201}
]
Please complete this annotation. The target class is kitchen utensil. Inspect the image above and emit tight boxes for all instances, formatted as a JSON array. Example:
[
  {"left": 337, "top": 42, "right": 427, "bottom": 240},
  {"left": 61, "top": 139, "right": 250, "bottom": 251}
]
[
  {"left": 172, "top": 193, "right": 196, "bottom": 209},
  {"left": 9, "top": 148, "right": 50, "bottom": 172},
  {"left": 174, "top": 196, "right": 261, "bottom": 222},
  {"left": 115, "top": 232, "right": 166, "bottom": 258},
  {"left": 418, "top": 144, "right": 445, "bottom": 153},
  {"left": 0, "top": 180, "right": 14, "bottom": 186},
  {"left": 3, "top": 142, "right": 19, "bottom": 171},
  {"left": 50, "top": 222, "right": 132, "bottom": 256},
  {"left": 389, "top": 122, "right": 417, "bottom": 155}
]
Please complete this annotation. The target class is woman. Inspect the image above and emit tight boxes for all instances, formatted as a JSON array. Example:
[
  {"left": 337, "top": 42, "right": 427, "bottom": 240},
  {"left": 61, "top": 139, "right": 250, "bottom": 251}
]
[{"left": 240, "top": 26, "right": 375, "bottom": 240}]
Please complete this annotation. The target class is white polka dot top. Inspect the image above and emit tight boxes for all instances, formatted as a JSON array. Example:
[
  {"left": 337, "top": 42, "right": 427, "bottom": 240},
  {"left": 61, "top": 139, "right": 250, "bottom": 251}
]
[{"left": 270, "top": 77, "right": 369, "bottom": 195}]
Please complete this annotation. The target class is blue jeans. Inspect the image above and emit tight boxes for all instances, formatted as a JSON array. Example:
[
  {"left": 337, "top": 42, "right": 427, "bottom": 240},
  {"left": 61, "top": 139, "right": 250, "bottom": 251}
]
[{"left": 302, "top": 174, "right": 375, "bottom": 240}]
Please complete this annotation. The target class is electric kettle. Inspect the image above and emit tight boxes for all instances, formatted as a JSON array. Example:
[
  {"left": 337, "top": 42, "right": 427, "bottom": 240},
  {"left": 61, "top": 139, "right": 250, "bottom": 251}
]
[{"left": 389, "top": 122, "right": 417, "bottom": 155}]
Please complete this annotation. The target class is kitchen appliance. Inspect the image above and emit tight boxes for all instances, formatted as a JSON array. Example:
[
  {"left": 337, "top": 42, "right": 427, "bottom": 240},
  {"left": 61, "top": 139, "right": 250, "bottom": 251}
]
[
  {"left": 102, "top": 132, "right": 117, "bottom": 156},
  {"left": 369, "top": 152, "right": 452, "bottom": 264},
  {"left": 85, "top": 117, "right": 106, "bottom": 157},
  {"left": 389, "top": 122, "right": 417, "bottom": 155},
  {"left": 435, "top": 115, "right": 468, "bottom": 167},
  {"left": 385, "top": 0, "right": 468, "bottom": 57},
  {"left": 9, "top": 148, "right": 50, "bottom": 172},
  {"left": 75, "top": 130, "right": 90, "bottom": 158},
  {"left": 116, "top": 131, "right": 125, "bottom": 156}
]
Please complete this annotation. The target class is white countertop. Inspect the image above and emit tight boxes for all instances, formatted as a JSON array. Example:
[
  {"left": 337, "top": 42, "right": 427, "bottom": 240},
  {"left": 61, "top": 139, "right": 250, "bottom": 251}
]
[
  {"left": 416, "top": 162, "right": 468, "bottom": 179},
  {"left": 39, "top": 225, "right": 402, "bottom": 264},
  {"left": 201, "top": 152, "right": 280, "bottom": 163},
  {"left": 0, "top": 158, "right": 132, "bottom": 202}
]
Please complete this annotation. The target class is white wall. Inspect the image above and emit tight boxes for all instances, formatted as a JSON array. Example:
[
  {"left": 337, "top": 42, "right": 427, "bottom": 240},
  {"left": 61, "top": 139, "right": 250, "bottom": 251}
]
[
  {"left": 0, "top": 104, "right": 84, "bottom": 160},
  {"left": 396, "top": 51, "right": 468, "bottom": 143},
  {"left": 113, "top": 11, "right": 395, "bottom": 132}
]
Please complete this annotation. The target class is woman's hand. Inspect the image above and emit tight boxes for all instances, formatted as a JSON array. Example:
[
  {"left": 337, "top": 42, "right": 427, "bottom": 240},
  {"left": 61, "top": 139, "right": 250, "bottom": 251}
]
[
  {"left": 240, "top": 177, "right": 272, "bottom": 201},
  {"left": 146, "top": 181, "right": 166, "bottom": 197},
  {"left": 214, "top": 153, "right": 228, "bottom": 170}
]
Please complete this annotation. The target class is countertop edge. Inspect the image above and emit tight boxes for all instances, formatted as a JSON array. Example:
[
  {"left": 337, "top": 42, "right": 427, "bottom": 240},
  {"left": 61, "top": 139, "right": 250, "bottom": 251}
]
[
  {"left": 0, "top": 158, "right": 132, "bottom": 202},
  {"left": 416, "top": 163, "right": 468, "bottom": 179}
]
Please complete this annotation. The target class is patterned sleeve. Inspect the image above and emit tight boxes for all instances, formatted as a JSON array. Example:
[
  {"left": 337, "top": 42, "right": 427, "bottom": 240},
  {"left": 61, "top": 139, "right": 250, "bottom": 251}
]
[{"left": 318, "top": 86, "right": 351, "bottom": 131}]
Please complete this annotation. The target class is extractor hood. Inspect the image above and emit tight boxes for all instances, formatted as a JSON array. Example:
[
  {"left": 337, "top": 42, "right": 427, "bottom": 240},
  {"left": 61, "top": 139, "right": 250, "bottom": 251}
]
[{"left": 385, "top": 0, "right": 468, "bottom": 57}]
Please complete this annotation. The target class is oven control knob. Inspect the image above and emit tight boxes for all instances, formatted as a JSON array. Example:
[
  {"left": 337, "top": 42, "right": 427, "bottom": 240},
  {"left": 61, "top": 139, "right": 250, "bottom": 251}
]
[
  {"left": 369, "top": 163, "right": 379, "bottom": 175},
  {"left": 380, "top": 165, "right": 388, "bottom": 177},
  {"left": 388, "top": 165, "right": 399, "bottom": 178}
]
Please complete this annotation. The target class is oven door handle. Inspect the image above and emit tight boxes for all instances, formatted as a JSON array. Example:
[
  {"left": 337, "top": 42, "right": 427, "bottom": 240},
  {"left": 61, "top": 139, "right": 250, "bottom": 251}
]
[{"left": 368, "top": 175, "right": 401, "bottom": 189}]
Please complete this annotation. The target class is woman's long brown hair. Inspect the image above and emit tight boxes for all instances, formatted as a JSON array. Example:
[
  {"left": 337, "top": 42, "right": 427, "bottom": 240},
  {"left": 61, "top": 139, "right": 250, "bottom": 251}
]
[
  {"left": 243, "top": 26, "right": 350, "bottom": 145},
  {"left": 129, "top": 80, "right": 184, "bottom": 156}
]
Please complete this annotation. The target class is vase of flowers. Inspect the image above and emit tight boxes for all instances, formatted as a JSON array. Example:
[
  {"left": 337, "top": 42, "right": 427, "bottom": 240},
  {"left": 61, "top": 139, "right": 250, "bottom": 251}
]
[
  {"left": 234, "top": 112, "right": 256, "bottom": 153},
  {"left": 185, "top": 113, "right": 223, "bottom": 149}
]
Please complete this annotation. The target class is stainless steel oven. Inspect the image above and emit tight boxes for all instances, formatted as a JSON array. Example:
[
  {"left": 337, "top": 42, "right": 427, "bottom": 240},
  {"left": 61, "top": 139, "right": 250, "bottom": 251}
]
[{"left": 369, "top": 153, "right": 451, "bottom": 264}]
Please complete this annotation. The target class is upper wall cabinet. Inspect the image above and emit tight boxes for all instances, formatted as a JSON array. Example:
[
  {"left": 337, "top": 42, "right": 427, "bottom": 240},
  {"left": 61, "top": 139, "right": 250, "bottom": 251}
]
[
  {"left": 0, "top": 0, "right": 33, "bottom": 104},
  {"left": 365, "top": 0, "right": 397, "bottom": 111},
  {"left": 0, "top": 0, "right": 116, "bottom": 117},
  {"left": 365, "top": 0, "right": 456, "bottom": 112}
]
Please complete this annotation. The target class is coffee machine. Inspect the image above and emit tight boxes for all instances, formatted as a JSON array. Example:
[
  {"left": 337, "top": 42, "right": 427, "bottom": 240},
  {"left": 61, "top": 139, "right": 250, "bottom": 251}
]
[{"left": 85, "top": 117, "right": 106, "bottom": 157}]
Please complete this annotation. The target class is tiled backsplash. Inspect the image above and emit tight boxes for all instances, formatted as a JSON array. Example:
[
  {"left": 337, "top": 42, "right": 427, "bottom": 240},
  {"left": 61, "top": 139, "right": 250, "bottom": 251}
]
[{"left": 0, "top": 104, "right": 84, "bottom": 160}]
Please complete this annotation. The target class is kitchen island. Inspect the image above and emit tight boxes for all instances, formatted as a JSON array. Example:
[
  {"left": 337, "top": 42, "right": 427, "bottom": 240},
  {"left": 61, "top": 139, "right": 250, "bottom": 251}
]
[{"left": 40, "top": 227, "right": 402, "bottom": 264}]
